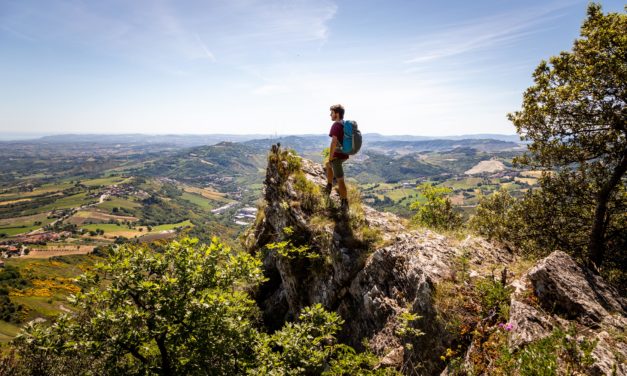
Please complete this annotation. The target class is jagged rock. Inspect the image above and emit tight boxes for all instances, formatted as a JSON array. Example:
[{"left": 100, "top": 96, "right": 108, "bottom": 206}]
[
  {"left": 249, "top": 148, "right": 626, "bottom": 375},
  {"left": 507, "top": 251, "right": 627, "bottom": 375},
  {"left": 527, "top": 250, "right": 627, "bottom": 328},
  {"left": 376, "top": 346, "right": 405, "bottom": 369},
  {"left": 591, "top": 331, "right": 627, "bottom": 376},
  {"left": 247, "top": 147, "right": 517, "bottom": 375},
  {"left": 508, "top": 300, "right": 554, "bottom": 348}
]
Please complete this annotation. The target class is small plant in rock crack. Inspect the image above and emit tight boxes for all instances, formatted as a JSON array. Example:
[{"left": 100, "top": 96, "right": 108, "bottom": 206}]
[
  {"left": 264, "top": 226, "right": 320, "bottom": 260},
  {"left": 395, "top": 311, "right": 424, "bottom": 351}
]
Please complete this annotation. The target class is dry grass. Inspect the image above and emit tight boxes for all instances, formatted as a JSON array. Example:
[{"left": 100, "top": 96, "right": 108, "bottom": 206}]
[
  {"left": 0, "top": 198, "right": 33, "bottom": 206},
  {"left": 182, "top": 185, "right": 231, "bottom": 202},
  {"left": 23, "top": 245, "right": 95, "bottom": 258},
  {"left": 464, "top": 160, "right": 506, "bottom": 175},
  {"left": 67, "top": 209, "right": 138, "bottom": 225}
]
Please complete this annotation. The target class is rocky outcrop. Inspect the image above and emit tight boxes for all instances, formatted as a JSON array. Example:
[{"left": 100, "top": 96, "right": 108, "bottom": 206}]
[
  {"left": 527, "top": 250, "right": 626, "bottom": 328},
  {"left": 247, "top": 147, "right": 626, "bottom": 375},
  {"left": 508, "top": 251, "right": 627, "bottom": 375},
  {"left": 246, "top": 148, "right": 515, "bottom": 374}
]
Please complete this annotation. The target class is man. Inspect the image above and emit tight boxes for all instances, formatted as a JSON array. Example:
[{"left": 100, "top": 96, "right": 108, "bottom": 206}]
[{"left": 325, "top": 104, "right": 349, "bottom": 211}]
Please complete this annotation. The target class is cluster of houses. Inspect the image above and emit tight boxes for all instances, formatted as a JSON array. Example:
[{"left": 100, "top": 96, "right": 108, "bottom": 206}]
[
  {"left": 0, "top": 244, "right": 23, "bottom": 257},
  {"left": 234, "top": 207, "right": 257, "bottom": 226},
  {"left": 0, "top": 231, "right": 74, "bottom": 259},
  {"left": 12, "top": 231, "right": 72, "bottom": 244},
  {"left": 94, "top": 184, "right": 149, "bottom": 200}
]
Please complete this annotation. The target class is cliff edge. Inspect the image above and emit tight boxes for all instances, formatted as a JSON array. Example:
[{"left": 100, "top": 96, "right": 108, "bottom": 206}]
[{"left": 245, "top": 146, "right": 626, "bottom": 375}]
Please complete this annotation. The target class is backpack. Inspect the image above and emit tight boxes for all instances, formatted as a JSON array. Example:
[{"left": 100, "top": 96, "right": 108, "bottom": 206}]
[{"left": 338, "top": 120, "right": 362, "bottom": 155}]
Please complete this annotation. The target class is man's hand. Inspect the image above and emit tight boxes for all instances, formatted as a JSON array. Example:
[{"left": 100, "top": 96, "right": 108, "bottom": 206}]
[{"left": 329, "top": 136, "right": 339, "bottom": 160}]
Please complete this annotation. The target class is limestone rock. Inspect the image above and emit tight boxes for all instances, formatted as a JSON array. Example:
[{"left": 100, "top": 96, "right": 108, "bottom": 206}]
[
  {"left": 376, "top": 346, "right": 405, "bottom": 369},
  {"left": 508, "top": 299, "right": 553, "bottom": 348},
  {"left": 507, "top": 251, "right": 627, "bottom": 375},
  {"left": 248, "top": 147, "right": 626, "bottom": 375},
  {"left": 527, "top": 250, "right": 626, "bottom": 328}
]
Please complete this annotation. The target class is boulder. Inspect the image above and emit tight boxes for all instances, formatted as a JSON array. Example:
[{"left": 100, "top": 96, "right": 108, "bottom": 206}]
[{"left": 527, "top": 250, "right": 626, "bottom": 328}]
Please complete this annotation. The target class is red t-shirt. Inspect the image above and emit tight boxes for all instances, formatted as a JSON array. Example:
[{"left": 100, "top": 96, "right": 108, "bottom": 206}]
[{"left": 329, "top": 121, "right": 349, "bottom": 160}]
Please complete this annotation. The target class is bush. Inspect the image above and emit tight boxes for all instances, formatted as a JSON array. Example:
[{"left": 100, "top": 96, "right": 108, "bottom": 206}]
[
  {"left": 468, "top": 189, "right": 517, "bottom": 242},
  {"left": 476, "top": 277, "right": 513, "bottom": 322},
  {"left": 410, "top": 183, "right": 462, "bottom": 230},
  {"left": 9, "top": 237, "right": 390, "bottom": 375},
  {"left": 253, "top": 304, "right": 397, "bottom": 375}
]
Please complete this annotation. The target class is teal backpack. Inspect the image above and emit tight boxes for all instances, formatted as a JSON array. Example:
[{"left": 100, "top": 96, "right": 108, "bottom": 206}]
[{"left": 338, "top": 120, "right": 362, "bottom": 155}]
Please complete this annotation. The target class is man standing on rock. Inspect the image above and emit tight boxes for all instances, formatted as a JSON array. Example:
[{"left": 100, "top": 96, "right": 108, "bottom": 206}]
[{"left": 325, "top": 104, "right": 349, "bottom": 212}]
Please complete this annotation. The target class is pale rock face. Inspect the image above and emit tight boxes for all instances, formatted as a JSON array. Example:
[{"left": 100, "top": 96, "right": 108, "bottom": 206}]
[
  {"left": 249, "top": 148, "right": 626, "bottom": 375},
  {"left": 527, "top": 250, "right": 626, "bottom": 328},
  {"left": 509, "top": 251, "right": 627, "bottom": 375},
  {"left": 508, "top": 299, "right": 554, "bottom": 348}
]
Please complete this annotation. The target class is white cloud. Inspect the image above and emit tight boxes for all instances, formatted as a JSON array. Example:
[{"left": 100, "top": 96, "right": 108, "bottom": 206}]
[
  {"left": 252, "top": 84, "right": 291, "bottom": 96},
  {"left": 403, "top": 2, "right": 574, "bottom": 65}
]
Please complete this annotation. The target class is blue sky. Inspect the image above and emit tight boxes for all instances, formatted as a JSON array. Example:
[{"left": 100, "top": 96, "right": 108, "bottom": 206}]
[{"left": 0, "top": 0, "right": 624, "bottom": 137}]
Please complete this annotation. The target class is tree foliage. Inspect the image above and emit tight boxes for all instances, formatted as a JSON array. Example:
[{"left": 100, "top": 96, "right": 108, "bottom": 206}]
[
  {"left": 7, "top": 238, "right": 394, "bottom": 376},
  {"left": 253, "top": 304, "right": 393, "bottom": 376},
  {"left": 13, "top": 237, "right": 264, "bottom": 375},
  {"left": 410, "top": 183, "right": 462, "bottom": 230},
  {"left": 468, "top": 189, "right": 518, "bottom": 243},
  {"left": 507, "top": 3, "right": 627, "bottom": 270}
]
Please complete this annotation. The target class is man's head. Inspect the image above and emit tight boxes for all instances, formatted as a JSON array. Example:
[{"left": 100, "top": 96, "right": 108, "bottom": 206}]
[{"left": 330, "top": 104, "right": 345, "bottom": 121}]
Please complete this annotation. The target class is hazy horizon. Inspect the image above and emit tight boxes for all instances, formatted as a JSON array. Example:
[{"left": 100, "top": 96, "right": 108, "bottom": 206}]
[{"left": 0, "top": 131, "right": 520, "bottom": 142}]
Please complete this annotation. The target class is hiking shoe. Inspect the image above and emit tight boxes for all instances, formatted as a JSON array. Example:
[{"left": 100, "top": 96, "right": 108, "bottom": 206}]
[
  {"left": 323, "top": 183, "right": 332, "bottom": 196},
  {"left": 340, "top": 198, "right": 349, "bottom": 212}
]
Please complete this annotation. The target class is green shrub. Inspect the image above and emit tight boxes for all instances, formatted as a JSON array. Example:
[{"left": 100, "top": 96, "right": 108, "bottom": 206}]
[
  {"left": 468, "top": 189, "right": 517, "bottom": 242},
  {"left": 410, "top": 183, "right": 462, "bottom": 230},
  {"left": 476, "top": 277, "right": 513, "bottom": 322},
  {"left": 293, "top": 171, "right": 322, "bottom": 212},
  {"left": 9, "top": 237, "right": 389, "bottom": 375},
  {"left": 253, "top": 304, "right": 399, "bottom": 376}
]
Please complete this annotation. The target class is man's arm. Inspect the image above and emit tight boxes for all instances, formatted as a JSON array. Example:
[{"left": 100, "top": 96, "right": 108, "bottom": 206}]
[{"left": 329, "top": 136, "right": 338, "bottom": 161}]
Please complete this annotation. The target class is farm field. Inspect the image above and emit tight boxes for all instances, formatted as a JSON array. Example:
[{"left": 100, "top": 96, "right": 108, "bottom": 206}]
[
  {"left": 152, "top": 220, "right": 193, "bottom": 232},
  {"left": 0, "top": 225, "right": 41, "bottom": 236},
  {"left": 0, "top": 255, "right": 102, "bottom": 342},
  {"left": 80, "top": 176, "right": 132, "bottom": 187},
  {"left": 181, "top": 192, "right": 216, "bottom": 210},
  {"left": 181, "top": 184, "right": 231, "bottom": 202},
  {"left": 34, "top": 192, "right": 97, "bottom": 213},
  {"left": 97, "top": 197, "right": 142, "bottom": 212},
  {"left": 23, "top": 245, "right": 95, "bottom": 258},
  {"left": 81, "top": 223, "right": 144, "bottom": 235},
  {"left": 0, "top": 182, "right": 74, "bottom": 200},
  {"left": 66, "top": 209, "right": 138, "bottom": 225}
]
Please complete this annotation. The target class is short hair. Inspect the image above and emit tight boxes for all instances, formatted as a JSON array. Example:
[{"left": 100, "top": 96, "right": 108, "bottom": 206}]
[{"left": 330, "top": 104, "right": 345, "bottom": 119}]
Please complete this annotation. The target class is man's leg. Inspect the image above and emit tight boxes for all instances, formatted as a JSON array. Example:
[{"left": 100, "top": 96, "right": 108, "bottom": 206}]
[
  {"left": 332, "top": 159, "right": 349, "bottom": 211},
  {"left": 325, "top": 161, "right": 334, "bottom": 185},
  {"left": 337, "top": 177, "right": 347, "bottom": 199},
  {"left": 324, "top": 161, "right": 333, "bottom": 195}
]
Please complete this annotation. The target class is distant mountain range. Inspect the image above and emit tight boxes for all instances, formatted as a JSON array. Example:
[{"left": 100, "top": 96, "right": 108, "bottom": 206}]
[
  {"left": 369, "top": 139, "right": 524, "bottom": 153},
  {"left": 2, "top": 133, "right": 523, "bottom": 146}
]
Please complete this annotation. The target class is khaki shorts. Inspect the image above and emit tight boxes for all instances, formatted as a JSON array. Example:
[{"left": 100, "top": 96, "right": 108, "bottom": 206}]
[{"left": 330, "top": 158, "right": 345, "bottom": 179}]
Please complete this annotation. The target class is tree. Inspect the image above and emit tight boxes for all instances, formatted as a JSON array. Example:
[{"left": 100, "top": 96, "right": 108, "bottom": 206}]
[
  {"left": 469, "top": 189, "right": 517, "bottom": 243},
  {"left": 14, "top": 237, "right": 265, "bottom": 375},
  {"left": 10, "top": 238, "right": 393, "bottom": 375},
  {"left": 410, "top": 183, "right": 462, "bottom": 230},
  {"left": 508, "top": 3, "right": 626, "bottom": 268}
]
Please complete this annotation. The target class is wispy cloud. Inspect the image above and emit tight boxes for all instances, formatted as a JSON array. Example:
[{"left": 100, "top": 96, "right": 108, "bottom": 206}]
[
  {"left": 252, "top": 84, "right": 290, "bottom": 96},
  {"left": 403, "top": 2, "right": 576, "bottom": 65},
  {"left": 0, "top": 0, "right": 336, "bottom": 70},
  {"left": 194, "top": 34, "right": 216, "bottom": 62}
]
